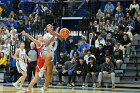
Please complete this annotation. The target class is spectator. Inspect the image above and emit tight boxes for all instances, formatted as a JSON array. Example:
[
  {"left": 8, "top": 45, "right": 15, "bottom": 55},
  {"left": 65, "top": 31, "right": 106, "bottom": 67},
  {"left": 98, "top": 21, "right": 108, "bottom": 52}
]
[
  {"left": 0, "top": 45, "right": 4, "bottom": 53},
  {"left": 95, "top": 44, "right": 105, "bottom": 65},
  {"left": 104, "top": 39, "right": 113, "bottom": 54},
  {"left": 85, "top": 57, "right": 97, "bottom": 87},
  {"left": 115, "top": 2, "right": 124, "bottom": 23},
  {"left": 100, "top": 29, "right": 107, "bottom": 40},
  {"left": 10, "top": 58, "right": 18, "bottom": 82},
  {"left": 127, "top": 16, "right": 135, "bottom": 33},
  {"left": 33, "top": 4, "right": 40, "bottom": 12},
  {"left": 116, "top": 2, "right": 122, "bottom": 12},
  {"left": 3, "top": 39, "right": 10, "bottom": 57},
  {"left": 120, "top": 34, "right": 131, "bottom": 57},
  {"left": 97, "top": 56, "right": 115, "bottom": 89},
  {"left": 104, "top": 1, "right": 115, "bottom": 14},
  {"left": 66, "top": 37, "right": 75, "bottom": 54},
  {"left": 96, "top": 9, "right": 105, "bottom": 20},
  {"left": 106, "top": 13, "right": 112, "bottom": 22},
  {"left": 61, "top": 57, "right": 76, "bottom": 87},
  {"left": 84, "top": 50, "right": 95, "bottom": 64},
  {"left": 106, "top": 33, "right": 116, "bottom": 46},
  {"left": 72, "top": 51, "right": 79, "bottom": 62},
  {"left": 10, "top": 26, "right": 17, "bottom": 44},
  {"left": 95, "top": 35, "right": 106, "bottom": 48},
  {"left": 25, "top": 21, "right": 33, "bottom": 34},
  {"left": 0, "top": 52, "right": 7, "bottom": 69},
  {"left": 114, "top": 42, "right": 123, "bottom": 69},
  {"left": 17, "top": 10, "right": 25, "bottom": 21},
  {"left": 1, "top": 4, "right": 8, "bottom": 18},
  {"left": 9, "top": 11, "right": 17, "bottom": 20},
  {"left": 17, "top": 20, "right": 25, "bottom": 40},
  {"left": 71, "top": 57, "right": 87, "bottom": 87},
  {"left": 135, "top": 11, "right": 140, "bottom": 34},
  {"left": 3, "top": 25, "right": 10, "bottom": 37},
  {"left": 44, "top": 8, "right": 54, "bottom": 25},
  {"left": 26, "top": 42, "right": 38, "bottom": 86},
  {"left": 28, "top": 14, "right": 34, "bottom": 23},
  {"left": 79, "top": 46, "right": 87, "bottom": 58},
  {"left": 78, "top": 37, "right": 90, "bottom": 53},
  {"left": 129, "top": 0, "right": 139, "bottom": 17},
  {"left": 124, "top": 27, "right": 133, "bottom": 41},
  {"left": 104, "top": 20, "right": 113, "bottom": 32},
  {"left": 87, "top": 33, "right": 95, "bottom": 48},
  {"left": 10, "top": 18, "right": 18, "bottom": 29},
  {"left": 69, "top": 46, "right": 80, "bottom": 59},
  {"left": 56, "top": 52, "right": 67, "bottom": 86}
]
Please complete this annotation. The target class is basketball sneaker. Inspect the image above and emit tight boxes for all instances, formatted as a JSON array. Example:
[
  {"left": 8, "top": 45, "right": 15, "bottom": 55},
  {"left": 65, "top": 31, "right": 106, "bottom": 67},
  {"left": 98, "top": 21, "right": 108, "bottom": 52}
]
[
  {"left": 13, "top": 83, "right": 20, "bottom": 89},
  {"left": 40, "top": 86, "right": 46, "bottom": 92},
  {"left": 38, "top": 67, "right": 45, "bottom": 77}
]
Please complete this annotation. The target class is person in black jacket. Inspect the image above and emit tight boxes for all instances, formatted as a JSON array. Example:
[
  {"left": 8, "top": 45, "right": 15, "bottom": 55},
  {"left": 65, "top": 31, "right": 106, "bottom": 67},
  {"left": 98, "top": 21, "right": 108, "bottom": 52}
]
[
  {"left": 95, "top": 44, "right": 105, "bottom": 65},
  {"left": 71, "top": 57, "right": 87, "bottom": 87},
  {"left": 56, "top": 52, "right": 67, "bottom": 86},
  {"left": 85, "top": 57, "right": 98, "bottom": 87},
  {"left": 114, "top": 42, "right": 123, "bottom": 69}
]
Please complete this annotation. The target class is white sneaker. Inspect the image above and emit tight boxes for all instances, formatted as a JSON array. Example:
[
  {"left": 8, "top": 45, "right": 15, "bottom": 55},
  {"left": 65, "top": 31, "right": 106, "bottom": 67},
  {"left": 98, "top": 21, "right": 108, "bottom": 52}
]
[
  {"left": 92, "top": 83, "right": 96, "bottom": 88},
  {"left": 38, "top": 67, "right": 45, "bottom": 77},
  {"left": 13, "top": 83, "right": 20, "bottom": 89},
  {"left": 82, "top": 83, "right": 85, "bottom": 87},
  {"left": 40, "top": 87, "right": 46, "bottom": 92}
]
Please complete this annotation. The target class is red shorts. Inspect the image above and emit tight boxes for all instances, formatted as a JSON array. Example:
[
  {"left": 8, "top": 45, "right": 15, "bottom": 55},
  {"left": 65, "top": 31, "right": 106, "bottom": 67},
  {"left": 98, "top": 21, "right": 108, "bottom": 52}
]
[{"left": 35, "top": 60, "right": 45, "bottom": 72}]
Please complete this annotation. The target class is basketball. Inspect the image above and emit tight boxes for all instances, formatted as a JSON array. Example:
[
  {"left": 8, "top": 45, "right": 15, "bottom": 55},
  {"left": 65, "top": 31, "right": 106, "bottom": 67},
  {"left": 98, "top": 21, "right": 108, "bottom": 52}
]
[{"left": 60, "top": 28, "right": 70, "bottom": 38}]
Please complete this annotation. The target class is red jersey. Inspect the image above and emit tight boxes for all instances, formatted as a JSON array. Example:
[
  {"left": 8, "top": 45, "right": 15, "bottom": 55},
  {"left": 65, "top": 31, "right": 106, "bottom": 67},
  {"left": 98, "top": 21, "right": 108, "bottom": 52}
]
[
  {"left": 36, "top": 44, "right": 45, "bottom": 72},
  {"left": 37, "top": 44, "right": 44, "bottom": 62}
]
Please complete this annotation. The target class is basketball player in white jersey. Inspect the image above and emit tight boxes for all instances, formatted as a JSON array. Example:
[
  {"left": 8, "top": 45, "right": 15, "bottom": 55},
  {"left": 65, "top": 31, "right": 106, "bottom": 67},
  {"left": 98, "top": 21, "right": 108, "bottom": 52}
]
[
  {"left": 38, "top": 24, "right": 62, "bottom": 92},
  {"left": 13, "top": 42, "right": 30, "bottom": 89}
]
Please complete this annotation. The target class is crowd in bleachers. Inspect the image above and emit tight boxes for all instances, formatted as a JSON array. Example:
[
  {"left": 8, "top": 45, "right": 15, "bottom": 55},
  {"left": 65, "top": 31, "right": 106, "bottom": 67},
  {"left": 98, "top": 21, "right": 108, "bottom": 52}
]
[
  {"left": 0, "top": 0, "right": 140, "bottom": 89},
  {"left": 55, "top": 0, "right": 140, "bottom": 88}
]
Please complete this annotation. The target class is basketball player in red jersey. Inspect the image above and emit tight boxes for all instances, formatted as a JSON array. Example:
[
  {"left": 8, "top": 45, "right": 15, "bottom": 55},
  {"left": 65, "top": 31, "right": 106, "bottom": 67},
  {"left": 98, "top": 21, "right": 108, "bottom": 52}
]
[{"left": 22, "top": 33, "right": 45, "bottom": 92}]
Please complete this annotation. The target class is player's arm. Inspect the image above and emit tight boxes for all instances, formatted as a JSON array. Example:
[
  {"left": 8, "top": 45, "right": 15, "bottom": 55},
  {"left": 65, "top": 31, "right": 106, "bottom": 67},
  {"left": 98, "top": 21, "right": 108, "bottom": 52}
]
[
  {"left": 45, "top": 33, "right": 57, "bottom": 46},
  {"left": 47, "top": 26, "right": 63, "bottom": 41},
  {"left": 13, "top": 49, "right": 20, "bottom": 60},
  {"left": 22, "top": 31, "right": 40, "bottom": 46},
  {"left": 25, "top": 54, "right": 30, "bottom": 63},
  {"left": 54, "top": 27, "right": 63, "bottom": 41}
]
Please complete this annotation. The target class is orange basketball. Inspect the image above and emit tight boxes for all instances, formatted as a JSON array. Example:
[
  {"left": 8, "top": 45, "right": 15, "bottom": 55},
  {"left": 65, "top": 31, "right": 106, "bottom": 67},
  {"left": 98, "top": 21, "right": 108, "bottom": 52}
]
[{"left": 60, "top": 28, "right": 70, "bottom": 38}]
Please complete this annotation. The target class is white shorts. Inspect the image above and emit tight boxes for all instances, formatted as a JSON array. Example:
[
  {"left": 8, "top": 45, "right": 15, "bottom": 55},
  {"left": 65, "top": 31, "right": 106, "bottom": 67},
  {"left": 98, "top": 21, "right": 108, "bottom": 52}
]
[{"left": 16, "top": 60, "right": 27, "bottom": 73}]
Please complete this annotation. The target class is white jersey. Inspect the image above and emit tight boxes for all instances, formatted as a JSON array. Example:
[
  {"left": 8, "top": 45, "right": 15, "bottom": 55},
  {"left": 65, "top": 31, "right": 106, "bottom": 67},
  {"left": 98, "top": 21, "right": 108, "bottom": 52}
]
[
  {"left": 16, "top": 48, "right": 27, "bottom": 73},
  {"left": 18, "top": 48, "right": 26, "bottom": 62},
  {"left": 41, "top": 33, "right": 58, "bottom": 59}
]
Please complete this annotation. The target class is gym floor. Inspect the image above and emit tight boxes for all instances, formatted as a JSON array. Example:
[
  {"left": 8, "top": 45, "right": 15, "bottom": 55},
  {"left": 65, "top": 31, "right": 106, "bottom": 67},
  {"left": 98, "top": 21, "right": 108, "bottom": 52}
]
[{"left": 0, "top": 84, "right": 140, "bottom": 93}]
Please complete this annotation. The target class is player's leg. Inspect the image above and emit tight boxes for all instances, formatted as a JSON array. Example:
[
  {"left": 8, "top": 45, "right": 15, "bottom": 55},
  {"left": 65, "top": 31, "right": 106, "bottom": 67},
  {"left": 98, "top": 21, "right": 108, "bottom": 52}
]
[
  {"left": 39, "top": 51, "right": 52, "bottom": 77},
  {"left": 19, "top": 71, "right": 27, "bottom": 88},
  {"left": 41, "top": 61, "right": 53, "bottom": 91},
  {"left": 26, "top": 72, "right": 40, "bottom": 92},
  {"left": 40, "top": 51, "right": 53, "bottom": 91}
]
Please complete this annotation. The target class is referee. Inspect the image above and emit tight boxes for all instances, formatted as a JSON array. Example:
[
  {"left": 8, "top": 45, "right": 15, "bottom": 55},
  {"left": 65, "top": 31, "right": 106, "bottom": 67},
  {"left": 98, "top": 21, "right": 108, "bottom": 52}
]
[{"left": 26, "top": 42, "right": 38, "bottom": 86}]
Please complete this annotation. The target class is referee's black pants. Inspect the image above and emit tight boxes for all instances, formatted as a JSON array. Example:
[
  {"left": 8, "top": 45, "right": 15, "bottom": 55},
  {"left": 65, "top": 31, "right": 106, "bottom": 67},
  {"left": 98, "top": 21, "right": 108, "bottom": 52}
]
[{"left": 27, "top": 61, "right": 37, "bottom": 84}]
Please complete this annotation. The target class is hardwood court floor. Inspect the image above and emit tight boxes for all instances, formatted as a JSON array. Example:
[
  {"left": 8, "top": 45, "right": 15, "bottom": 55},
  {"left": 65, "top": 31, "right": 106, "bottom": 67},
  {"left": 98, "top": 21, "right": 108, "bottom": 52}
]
[{"left": 0, "top": 84, "right": 140, "bottom": 93}]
